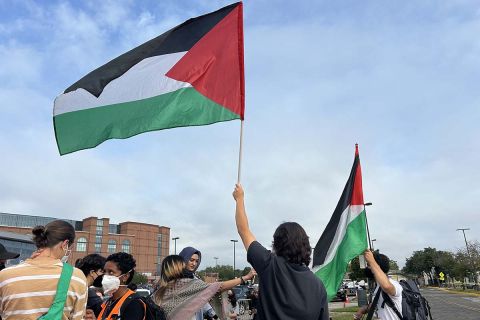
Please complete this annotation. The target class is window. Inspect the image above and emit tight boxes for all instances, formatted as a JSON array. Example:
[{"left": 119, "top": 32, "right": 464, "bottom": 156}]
[
  {"left": 97, "top": 219, "right": 104, "bottom": 226},
  {"left": 94, "top": 243, "right": 102, "bottom": 253},
  {"left": 157, "top": 234, "right": 162, "bottom": 256},
  {"left": 96, "top": 226, "right": 103, "bottom": 235},
  {"left": 122, "top": 240, "right": 131, "bottom": 253},
  {"left": 108, "top": 240, "right": 116, "bottom": 253},
  {"left": 76, "top": 237, "right": 87, "bottom": 252}
]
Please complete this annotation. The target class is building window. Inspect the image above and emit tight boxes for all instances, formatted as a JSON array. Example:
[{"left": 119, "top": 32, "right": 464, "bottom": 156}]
[
  {"left": 76, "top": 237, "right": 87, "bottom": 252},
  {"left": 157, "top": 234, "right": 162, "bottom": 256},
  {"left": 94, "top": 243, "right": 102, "bottom": 253},
  {"left": 122, "top": 240, "right": 131, "bottom": 253},
  {"left": 96, "top": 226, "right": 103, "bottom": 235},
  {"left": 108, "top": 240, "right": 116, "bottom": 253},
  {"left": 97, "top": 219, "right": 104, "bottom": 226}
]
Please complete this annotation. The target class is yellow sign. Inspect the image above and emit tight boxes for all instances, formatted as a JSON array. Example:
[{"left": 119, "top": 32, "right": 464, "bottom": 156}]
[{"left": 439, "top": 272, "right": 445, "bottom": 281}]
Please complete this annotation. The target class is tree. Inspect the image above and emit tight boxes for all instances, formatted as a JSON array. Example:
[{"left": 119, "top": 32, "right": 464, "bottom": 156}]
[
  {"left": 389, "top": 260, "right": 399, "bottom": 271},
  {"left": 198, "top": 265, "right": 244, "bottom": 281},
  {"left": 349, "top": 257, "right": 367, "bottom": 281},
  {"left": 403, "top": 247, "right": 455, "bottom": 276},
  {"left": 132, "top": 273, "right": 148, "bottom": 285}
]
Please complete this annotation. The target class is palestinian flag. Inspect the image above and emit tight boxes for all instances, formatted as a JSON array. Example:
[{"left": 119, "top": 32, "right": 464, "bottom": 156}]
[
  {"left": 54, "top": 2, "right": 244, "bottom": 155},
  {"left": 312, "top": 144, "right": 368, "bottom": 301}
]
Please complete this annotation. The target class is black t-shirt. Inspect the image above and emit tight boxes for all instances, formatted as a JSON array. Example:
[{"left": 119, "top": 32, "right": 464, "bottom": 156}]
[
  {"left": 101, "top": 294, "right": 145, "bottom": 320},
  {"left": 247, "top": 241, "right": 329, "bottom": 320},
  {"left": 87, "top": 287, "right": 104, "bottom": 317}
]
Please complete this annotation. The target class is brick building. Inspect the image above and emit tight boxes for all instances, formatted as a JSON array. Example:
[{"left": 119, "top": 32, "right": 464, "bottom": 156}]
[{"left": 0, "top": 213, "right": 170, "bottom": 275}]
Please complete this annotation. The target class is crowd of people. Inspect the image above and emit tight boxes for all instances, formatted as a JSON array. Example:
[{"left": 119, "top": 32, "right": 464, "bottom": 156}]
[{"left": 0, "top": 184, "right": 403, "bottom": 320}]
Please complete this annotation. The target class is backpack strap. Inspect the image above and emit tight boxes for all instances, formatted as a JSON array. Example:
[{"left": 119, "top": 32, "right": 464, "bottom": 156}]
[
  {"left": 381, "top": 290, "right": 403, "bottom": 320},
  {"left": 365, "top": 289, "right": 382, "bottom": 320},
  {"left": 38, "top": 262, "right": 74, "bottom": 320},
  {"left": 119, "top": 293, "right": 146, "bottom": 320}
]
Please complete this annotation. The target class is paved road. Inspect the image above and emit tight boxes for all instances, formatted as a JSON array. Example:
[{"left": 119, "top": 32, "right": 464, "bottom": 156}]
[{"left": 422, "top": 287, "right": 480, "bottom": 320}]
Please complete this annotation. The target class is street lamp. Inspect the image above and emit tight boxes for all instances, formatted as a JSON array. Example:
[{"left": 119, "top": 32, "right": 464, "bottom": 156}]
[
  {"left": 371, "top": 239, "right": 377, "bottom": 250},
  {"left": 214, "top": 257, "right": 219, "bottom": 267},
  {"left": 172, "top": 237, "right": 180, "bottom": 254},
  {"left": 231, "top": 239, "right": 238, "bottom": 278}
]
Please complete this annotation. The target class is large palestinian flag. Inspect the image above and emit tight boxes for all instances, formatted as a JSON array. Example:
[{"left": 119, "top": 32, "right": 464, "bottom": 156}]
[
  {"left": 312, "top": 144, "right": 368, "bottom": 301},
  {"left": 54, "top": 2, "right": 244, "bottom": 155}
]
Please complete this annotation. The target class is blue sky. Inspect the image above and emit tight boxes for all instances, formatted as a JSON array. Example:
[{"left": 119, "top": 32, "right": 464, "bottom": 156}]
[{"left": 1, "top": 0, "right": 479, "bottom": 270}]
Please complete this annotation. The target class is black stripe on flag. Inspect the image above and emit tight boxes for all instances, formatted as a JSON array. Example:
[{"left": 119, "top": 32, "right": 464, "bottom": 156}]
[
  {"left": 64, "top": 2, "right": 240, "bottom": 97},
  {"left": 312, "top": 154, "right": 360, "bottom": 267}
]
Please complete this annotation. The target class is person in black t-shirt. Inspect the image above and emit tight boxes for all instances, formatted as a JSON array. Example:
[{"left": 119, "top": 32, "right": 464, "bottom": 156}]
[
  {"left": 233, "top": 184, "right": 330, "bottom": 320},
  {"left": 75, "top": 254, "right": 106, "bottom": 317}
]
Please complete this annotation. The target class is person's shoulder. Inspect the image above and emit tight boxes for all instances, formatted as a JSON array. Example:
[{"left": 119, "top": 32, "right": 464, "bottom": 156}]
[{"left": 388, "top": 278, "right": 403, "bottom": 297}]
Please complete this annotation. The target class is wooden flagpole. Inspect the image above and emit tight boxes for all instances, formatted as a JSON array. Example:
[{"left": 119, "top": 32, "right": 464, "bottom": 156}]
[{"left": 237, "top": 120, "right": 244, "bottom": 183}]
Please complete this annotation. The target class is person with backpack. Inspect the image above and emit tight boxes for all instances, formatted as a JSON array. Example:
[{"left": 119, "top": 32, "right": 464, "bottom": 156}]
[
  {"left": 0, "top": 220, "right": 87, "bottom": 320},
  {"left": 75, "top": 254, "right": 106, "bottom": 317},
  {"left": 93, "top": 252, "right": 146, "bottom": 320},
  {"left": 355, "top": 250, "right": 433, "bottom": 320},
  {"left": 354, "top": 250, "right": 402, "bottom": 320}
]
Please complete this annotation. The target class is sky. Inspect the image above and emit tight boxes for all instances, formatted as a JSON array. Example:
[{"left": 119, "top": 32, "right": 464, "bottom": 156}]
[{"left": 1, "top": 0, "right": 479, "bottom": 270}]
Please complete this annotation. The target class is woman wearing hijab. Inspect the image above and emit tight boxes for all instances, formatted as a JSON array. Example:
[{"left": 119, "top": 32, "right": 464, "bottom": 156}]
[{"left": 153, "top": 255, "right": 255, "bottom": 320}]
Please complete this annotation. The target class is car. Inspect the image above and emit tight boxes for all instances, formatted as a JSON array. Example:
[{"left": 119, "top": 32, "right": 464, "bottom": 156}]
[
  {"left": 136, "top": 288, "right": 151, "bottom": 297},
  {"left": 232, "top": 285, "right": 250, "bottom": 300}
]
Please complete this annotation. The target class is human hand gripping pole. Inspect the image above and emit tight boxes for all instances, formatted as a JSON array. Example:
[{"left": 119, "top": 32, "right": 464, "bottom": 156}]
[{"left": 233, "top": 184, "right": 256, "bottom": 251}]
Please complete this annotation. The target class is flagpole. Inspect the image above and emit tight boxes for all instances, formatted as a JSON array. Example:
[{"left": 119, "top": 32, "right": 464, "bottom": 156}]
[
  {"left": 364, "top": 204, "right": 373, "bottom": 250},
  {"left": 237, "top": 120, "right": 244, "bottom": 183}
]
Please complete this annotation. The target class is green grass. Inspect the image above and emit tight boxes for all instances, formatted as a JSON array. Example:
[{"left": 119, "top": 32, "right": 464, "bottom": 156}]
[
  {"left": 330, "top": 313, "right": 356, "bottom": 320},
  {"left": 331, "top": 306, "right": 359, "bottom": 313}
]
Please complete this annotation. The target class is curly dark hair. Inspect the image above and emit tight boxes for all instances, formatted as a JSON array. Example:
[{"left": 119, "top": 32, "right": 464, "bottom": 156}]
[
  {"left": 106, "top": 252, "right": 136, "bottom": 284},
  {"left": 272, "top": 222, "right": 311, "bottom": 265},
  {"left": 374, "top": 252, "right": 390, "bottom": 273},
  {"left": 75, "top": 254, "right": 106, "bottom": 277}
]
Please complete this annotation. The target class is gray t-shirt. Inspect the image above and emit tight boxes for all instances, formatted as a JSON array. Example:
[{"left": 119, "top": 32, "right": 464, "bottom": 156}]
[{"left": 247, "top": 241, "right": 329, "bottom": 320}]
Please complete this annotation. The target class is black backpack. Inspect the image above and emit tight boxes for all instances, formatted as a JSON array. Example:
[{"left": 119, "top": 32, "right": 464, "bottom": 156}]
[
  {"left": 380, "top": 279, "right": 433, "bottom": 320},
  {"left": 121, "top": 293, "right": 167, "bottom": 320}
]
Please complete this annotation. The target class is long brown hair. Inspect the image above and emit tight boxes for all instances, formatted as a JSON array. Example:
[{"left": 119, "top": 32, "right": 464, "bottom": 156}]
[
  {"left": 32, "top": 220, "right": 75, "bottom": 249},
  {"left": 154, "top": 255, "right": 185, "bottom": 304}
]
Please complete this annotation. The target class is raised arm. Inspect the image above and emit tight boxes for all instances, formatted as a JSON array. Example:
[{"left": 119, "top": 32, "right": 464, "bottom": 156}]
[
  {"left": 364, "top": 250, "right": 396, "bottom": 296},
  {"left": 232, "top": 184, "right": 256, "bottom": 251},
  {"left": 220, "top": 269, "right": 256, "bottom": 292}
]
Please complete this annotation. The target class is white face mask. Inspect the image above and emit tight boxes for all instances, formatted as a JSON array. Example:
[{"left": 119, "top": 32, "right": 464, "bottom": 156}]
[{"left": 102, "top": 275, "right": 121, "bottom": 295}]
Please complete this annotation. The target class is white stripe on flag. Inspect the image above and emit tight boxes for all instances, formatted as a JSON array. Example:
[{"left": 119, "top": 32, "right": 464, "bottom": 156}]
[
  {"left": 313, "top": 204, "right": 364, "bottom": 272},
  {"left": 54, "top": 51, "right": 191, "bottom": 116}
]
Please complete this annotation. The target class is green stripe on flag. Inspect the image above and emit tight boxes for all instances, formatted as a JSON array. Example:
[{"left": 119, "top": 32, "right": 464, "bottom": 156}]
[
  {"left": 54, "top": 87, "right": 240, "bottom": 155},
  {"left": 315, "top": 210, "right": 368, "bottom": 301}
]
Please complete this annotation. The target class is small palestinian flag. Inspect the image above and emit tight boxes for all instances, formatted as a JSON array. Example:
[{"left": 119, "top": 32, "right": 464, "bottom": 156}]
[
  {"left": 54, "top": 2, "right": 244, "bottom": 155},
  {"left": 312, "top": 144, "right": 368, "bottom": 301}
]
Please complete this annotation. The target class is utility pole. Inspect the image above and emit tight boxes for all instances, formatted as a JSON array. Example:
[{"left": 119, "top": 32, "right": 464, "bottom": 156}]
[{"left": 456, "top": 228, "right": 476, "bottom": 285}]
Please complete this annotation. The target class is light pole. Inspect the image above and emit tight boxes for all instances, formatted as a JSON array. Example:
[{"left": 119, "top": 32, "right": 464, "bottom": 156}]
[
  {"left": 172, "top": 237, "right": 179, "bottom": 254},
  {"left": 214, "top": 257, "right": 219, "bottom": 267},
  {"left": 231, "top": 239, "right": 238, "bottom": 278},
  {"left": 371, "top": 239, "right": 377, "bottom": 250}
]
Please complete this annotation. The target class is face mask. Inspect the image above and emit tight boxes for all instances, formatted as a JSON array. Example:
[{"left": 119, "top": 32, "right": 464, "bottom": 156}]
[
  {"left": 60, "top": 242, "right": 72, "bottom": 263},
  {"left": 102, "top": 275, "right": 121, "bottom": 295},
  {"left": 92, "top": 273, "right": 104, "bottom": 288}
]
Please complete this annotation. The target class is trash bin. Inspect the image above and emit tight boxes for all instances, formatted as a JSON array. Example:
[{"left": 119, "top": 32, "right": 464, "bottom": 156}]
[{"left": 357, "top": 288, "right": 368, "bottom": 307}]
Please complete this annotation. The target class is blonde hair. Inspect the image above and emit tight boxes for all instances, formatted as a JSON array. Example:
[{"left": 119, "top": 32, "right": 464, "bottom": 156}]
[{"left": 154, "top": 255, "right": 185, "bottom": 304}]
